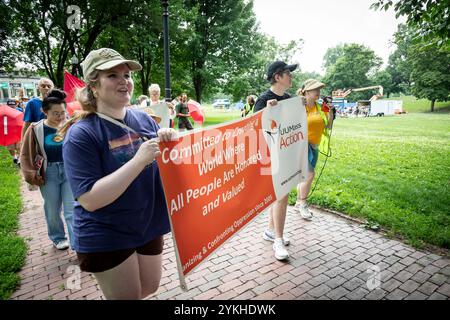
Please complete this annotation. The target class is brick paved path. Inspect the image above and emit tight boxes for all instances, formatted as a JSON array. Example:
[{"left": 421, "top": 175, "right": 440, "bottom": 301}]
[{"left": 10, "top": 180, "right": 450, "bottom": 300}]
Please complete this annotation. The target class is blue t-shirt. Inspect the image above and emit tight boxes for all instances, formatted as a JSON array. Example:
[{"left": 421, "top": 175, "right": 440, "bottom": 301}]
[
  {"left": 43, "top": 125, "right": 63, "bottom": 162},
  {"left": 23, "top": 98, "right": 46, "bottom": 122},
  {"left": 62, "top": 109, "right": 171, "bottom": 253}
]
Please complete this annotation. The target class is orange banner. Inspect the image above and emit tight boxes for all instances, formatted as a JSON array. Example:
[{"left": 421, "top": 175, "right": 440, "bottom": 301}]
[{"left": 157, "top": 97, "right": 308, "bottom": 289}]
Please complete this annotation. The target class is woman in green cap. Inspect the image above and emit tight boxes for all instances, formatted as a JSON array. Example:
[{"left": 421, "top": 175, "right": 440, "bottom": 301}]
[{"left": 60, "top": 48, "right": 177, "bottom": 299}]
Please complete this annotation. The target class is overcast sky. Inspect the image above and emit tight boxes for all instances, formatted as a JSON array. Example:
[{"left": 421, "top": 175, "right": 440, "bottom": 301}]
[{"left": 252, "top": 0, "right": 405, "bottom": 75}]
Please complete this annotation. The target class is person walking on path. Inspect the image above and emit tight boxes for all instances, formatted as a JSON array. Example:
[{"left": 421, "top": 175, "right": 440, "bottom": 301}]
[
  {"left": 294, "top": 79, "right": 334, "bottom": 219},
  {"left": 21, "top": 78, "right": 54, "bottom": 140},
  {"left": 254, "top": 60, "right": 298, "bottom": 261},
  {"left": 5, "top": 99, "right": 23, "bottom": 166},
  {"left": 60, "top": 48, "right": 177, "bottom": 300},
  {"left": 175, "top": 93, "right": 193, "bottom": 131},
  {"left": 20, "top": 89, "right": 74, "bottom": 250}
]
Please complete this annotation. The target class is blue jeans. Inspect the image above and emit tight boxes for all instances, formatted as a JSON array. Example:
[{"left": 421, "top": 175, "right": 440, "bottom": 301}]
[
  {"left": 308, "top": 143, "right": 319, "bottom": 172},
  {"left": 39, "top": 162, "right": 74, "bottom": 247}
]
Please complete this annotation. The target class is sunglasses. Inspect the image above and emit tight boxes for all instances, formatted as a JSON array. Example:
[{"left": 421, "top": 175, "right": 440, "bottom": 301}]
[{"left": 275, "top": 70, "right": 292, "bottom": 78}]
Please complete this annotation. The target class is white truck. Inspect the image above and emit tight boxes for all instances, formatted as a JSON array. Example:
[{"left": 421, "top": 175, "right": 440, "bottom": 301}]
[{"left": 369, "top": 100, "right": 404, "bottom": 116}]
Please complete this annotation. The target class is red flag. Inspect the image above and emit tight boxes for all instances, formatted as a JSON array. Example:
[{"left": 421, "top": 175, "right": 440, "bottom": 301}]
[
  {"left": 66, "top": 101, "right": 82, "bottom": 117},
  {"left": 64, "top": 71, "right": 85, "bottom": 103},
  {"left": 0, "top": 105, "right": 24, "bottom": 146},
  {"left": 187, "top": 99, "right": 205, "bottom": 125}
]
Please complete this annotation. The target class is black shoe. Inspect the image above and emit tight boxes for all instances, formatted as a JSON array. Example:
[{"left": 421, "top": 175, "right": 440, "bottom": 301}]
[{"left": 13, "top": 158, "right": 20, "bottom": 168}]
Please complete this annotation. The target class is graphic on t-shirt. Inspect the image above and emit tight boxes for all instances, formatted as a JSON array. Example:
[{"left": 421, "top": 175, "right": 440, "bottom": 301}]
[
  {"left": 44, "top": 132, "right": 63, "bottom": 147},
  {"left": 108, "top": 132, "right": 142, "bottom": 166},
  {"left": 44, "top": 126, "right": 64, "bottom": 162}
]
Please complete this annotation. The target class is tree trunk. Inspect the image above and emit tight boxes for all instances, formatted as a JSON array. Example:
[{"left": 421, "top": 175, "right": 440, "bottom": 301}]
[
  {"left": 143, "top": 52, "right": 152, "bottom": 96},
  {"left": 55, "top": 69, "right": 64, "bottom": 89},
  {"left": 139, "top": 71, "right": 145, "bottom": 96},
  {"left": 430, "top": 99, "right": 435, "bottom": 112},
  {"left": 193, "top": 74, "right": 202, "bottom": 103},
  {"left": 136, "top": 46, "right": 149, "bottom": 96}
]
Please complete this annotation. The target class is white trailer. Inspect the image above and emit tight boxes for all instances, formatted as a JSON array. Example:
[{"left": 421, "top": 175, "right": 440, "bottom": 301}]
[{"left": 370, "top": 100, "right": 403, "bottom": 116}]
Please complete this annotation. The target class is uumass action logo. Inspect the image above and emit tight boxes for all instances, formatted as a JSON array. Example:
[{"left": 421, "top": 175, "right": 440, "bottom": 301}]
[{"left": 278, "top": 121, "right": 305, "bottom": 149}]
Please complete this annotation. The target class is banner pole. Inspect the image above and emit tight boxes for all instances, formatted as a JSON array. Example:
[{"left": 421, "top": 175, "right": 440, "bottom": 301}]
[
  {"left": 159, "top": 175, "right": 188, "bottom": 291},
  {"left": 168, "top": 216, "right": 188, "bottom": 291}
]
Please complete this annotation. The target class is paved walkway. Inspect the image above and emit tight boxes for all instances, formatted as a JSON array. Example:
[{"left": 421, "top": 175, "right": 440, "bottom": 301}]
[{"left": 10, "top": 180, "right": 450, "bottom": 300}]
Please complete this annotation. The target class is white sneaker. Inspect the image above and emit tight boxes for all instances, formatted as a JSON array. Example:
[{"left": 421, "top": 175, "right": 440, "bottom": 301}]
[
  {"left": 54, "top": 239, "right": 69, "bottom": 250},
  {"left": 273, "top": 238, "right": 289, "bottom": 261},
  {"left": 263, "top": 228, "right": 290, "bottom": 246},
  {"left": 292, "top": 201, "right": 302, "bottom": 213},
  {"left": 294, "top": 202, "right": 313, "bottom": 220}
]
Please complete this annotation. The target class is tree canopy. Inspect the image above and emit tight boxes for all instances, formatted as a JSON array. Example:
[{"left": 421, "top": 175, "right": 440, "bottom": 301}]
[
  {"left": 1, "top": 0, "right": 305, "bottom": 103},
  {"left": 322, "top": 43, "right": 383, "bottom": 100},
  {"left": 371, "top": 0, "right": 450, "bottom": 50}
]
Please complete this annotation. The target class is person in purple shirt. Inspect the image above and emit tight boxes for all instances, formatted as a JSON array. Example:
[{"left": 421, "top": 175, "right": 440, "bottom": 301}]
[{"left": 60, "top": 48, "right": 177, "bottom": 300}]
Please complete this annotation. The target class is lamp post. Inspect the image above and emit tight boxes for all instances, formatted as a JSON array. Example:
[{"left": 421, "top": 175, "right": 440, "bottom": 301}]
[
  {"left": 70, "top": 54, "right": 78, "bottom": 77},
  {"left": 161, "top": 0, "right": 171, "bottom": 102}
]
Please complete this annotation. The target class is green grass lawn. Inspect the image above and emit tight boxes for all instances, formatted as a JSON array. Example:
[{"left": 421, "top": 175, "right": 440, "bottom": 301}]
[
  {"left": 293, "top": 113, "right": 450, "bottom": 249},
  {"left": 200, "top": 101, "right": 450, "bottom": 250},
  {"left": 0, "top": 148, "right": 26, "bottom": 300},
  {"left": 201, "top": 107, "right": 242, "bottom": 127},
  {"left": 174, "top": 106, "right": 242, "bottom": 129}
]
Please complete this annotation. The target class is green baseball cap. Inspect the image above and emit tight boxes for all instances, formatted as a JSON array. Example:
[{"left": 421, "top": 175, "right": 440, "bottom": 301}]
[{"left": 81, "top": 48, "right": 142, "bottom": 80}]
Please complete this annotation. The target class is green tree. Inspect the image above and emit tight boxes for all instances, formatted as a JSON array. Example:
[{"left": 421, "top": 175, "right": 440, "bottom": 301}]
[
  {"left": 122, "top": 0, "right": 195, "bottom": 98},
  {"left": 389, "top": 23, "right": 450, "bottom": 111},
  {"left": 371, "top": 0, "right": 450, "bottom": 50},
  {"left": 322, "top": 44, "right": 346, "bottom": 70},
  {"left": 408, "top": 45, "right": 450, "bottom": 112},
  {"left": 181, "top": 0, "right": 259, "bottom": 102},
  {"left": 322, "top": 43, "right": 382, "bottom": 100},
  {"left": 370, "top": 70, "right": 393, "bottom": 97},
  {"left": 94, "top": 1, "right": 166, "bottom": 96},
  {"left": 0, "top": 1, "right": 15, "bottom": 72},
  {"left": 385, "top": 24, "right": 414, "bottom": 96},
  {"left": 4, "top": 0, "right": 152, "bottom": 87},
  {"left": 224, "top": 37, "right": 303, "bottom": 101}
]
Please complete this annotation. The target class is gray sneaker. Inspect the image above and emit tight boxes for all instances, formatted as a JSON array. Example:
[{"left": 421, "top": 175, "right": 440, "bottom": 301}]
[
  {"left": 294, "top": 202, "right": 313, "bottom": 220},
  {"left": 54, "top": 239, "right": 69, "bottom": 250},
  {"left": 262, "top": 228, "right": 290, "bottom": 246}
]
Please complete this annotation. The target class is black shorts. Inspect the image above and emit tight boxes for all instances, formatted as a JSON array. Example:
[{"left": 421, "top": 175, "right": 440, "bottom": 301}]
[
  {"left": 178, "top": 118, "right": 193, "bottom": 130},
  {"left": 77, "top": 236, "right": 164, "bottom": 273}
]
